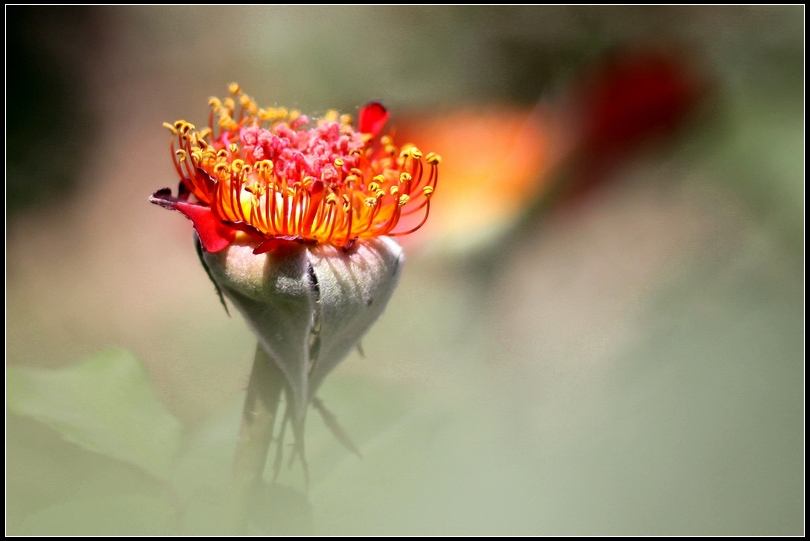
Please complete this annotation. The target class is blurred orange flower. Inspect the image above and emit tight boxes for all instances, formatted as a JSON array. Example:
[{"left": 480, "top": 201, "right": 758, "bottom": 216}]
[
  {"left": 393, "top": 49, "right": 703, "bottom": 250},
  {"left": 395, "top": 105, "right": 556, "bottom": 250}
]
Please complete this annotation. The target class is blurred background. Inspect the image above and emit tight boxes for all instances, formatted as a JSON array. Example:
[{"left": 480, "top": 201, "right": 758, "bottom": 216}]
[{"left": 6, "top": 6, "right": 803, "bottom": 535}]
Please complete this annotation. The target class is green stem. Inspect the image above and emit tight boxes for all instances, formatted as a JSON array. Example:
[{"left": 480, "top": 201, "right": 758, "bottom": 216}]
[{"left": 225, "top": 342, "right": 285, "bottom": 533}]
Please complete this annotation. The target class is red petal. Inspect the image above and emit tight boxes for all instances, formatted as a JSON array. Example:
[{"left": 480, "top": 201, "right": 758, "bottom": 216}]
[
  {"left": 252, "top": 236, "right": 304, "bottom": 255},
  {"left": 252, "top": 238, "right": 284, "bottom": 255},
  {"left": 150, "top": 189, "right": 235, "bottom": 253},
  {"left": 358, "top": 101, "right": 390, "bottom": 137}
]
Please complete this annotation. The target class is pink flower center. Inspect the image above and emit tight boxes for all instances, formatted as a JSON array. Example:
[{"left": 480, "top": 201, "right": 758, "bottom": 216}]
[{"left": 240, "top": 118, "right": 365, "bottom": 183}]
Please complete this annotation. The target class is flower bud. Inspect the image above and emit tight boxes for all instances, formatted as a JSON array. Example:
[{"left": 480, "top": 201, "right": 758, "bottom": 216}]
[{"left": 201, "top": 235, "right": 403, "bottom": 419}]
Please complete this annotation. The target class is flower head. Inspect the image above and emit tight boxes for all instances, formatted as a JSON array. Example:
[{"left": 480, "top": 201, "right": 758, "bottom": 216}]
[
  {"left": 150, "top": 86, "right": 440, "bottom": 426},
  {"left": 151, "top": 83, "right": 439, "bottom": 254}
]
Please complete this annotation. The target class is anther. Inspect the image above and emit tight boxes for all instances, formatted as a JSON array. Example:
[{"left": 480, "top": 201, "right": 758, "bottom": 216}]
[
  {"left": 218, "top": 115, "right": 234, "bottom": 128},
  {"left": 423, "top": 186, "right": 434, "bottom": 196},
  {"left": 334, "top": 158, "right": 344, "bottom": 168},
  {"left": 426, "top": 152, "right": 441, "bottom": 165},
  {"left": 163, "top": 122, "right": 178, "bottom": 135},
  {"left": 255, "top": 159, "right": 273, "bottom": 172},
  {"left": 202, "top": 149, "right": 217, "bottom": 161},
  {"left": 399, "top": 172, "right": 412, "bottom": 183},
  {"left": 228, "top": 82, "right": 241, "bottom": 94},
  {"left": 398, "top": 194, "right": 410, "bottom": 206},
  {"left": 409, "top": 147, "right": 422, "bottom": 159}
]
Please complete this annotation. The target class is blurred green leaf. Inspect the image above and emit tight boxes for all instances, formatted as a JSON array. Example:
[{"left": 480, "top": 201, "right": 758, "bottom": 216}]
[
  {"left": 16, "top": 494, "right": 176, "bottom": 535},
  {"left": 7, "top": 348, "right": 182, "bottom": 480},
  {"left": 173, "top": 393, "right": 243, "bottom": 501},
  {"left": 172, "top": 394, "right": 314, "bottom": 535}
]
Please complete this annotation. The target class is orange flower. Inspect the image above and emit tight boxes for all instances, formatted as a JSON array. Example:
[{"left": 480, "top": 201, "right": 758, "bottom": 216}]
[
  {"left": 149, "top": 85, "right": 443, "bottom": 425},
  {"left": 151, "top": 83, "right": 440, "bottom": 254},
  {"left": 394, "top": 105, "right": 553, "bottom": 249}
]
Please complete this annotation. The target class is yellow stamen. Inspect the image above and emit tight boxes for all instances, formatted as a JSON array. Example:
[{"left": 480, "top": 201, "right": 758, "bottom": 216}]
[{"left": 162, "top": 84, "right": 440, "bottom": 247}]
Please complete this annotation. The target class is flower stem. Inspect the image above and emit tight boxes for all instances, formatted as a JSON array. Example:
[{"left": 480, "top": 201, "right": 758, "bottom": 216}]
[{"left": 225, "top": 342, "right": 285, "bottom": 533}]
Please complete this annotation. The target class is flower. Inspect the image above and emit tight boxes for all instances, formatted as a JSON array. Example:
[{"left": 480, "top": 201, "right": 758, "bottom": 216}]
[
  {"left": 151, "top": 83, "right": 439, "bottom": 255},
  {"left": 394, "top": 105, "right": 553, "bottom": 250},
  {"left": 150, "top": 85, "right": 440, "bottom": 424}
]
